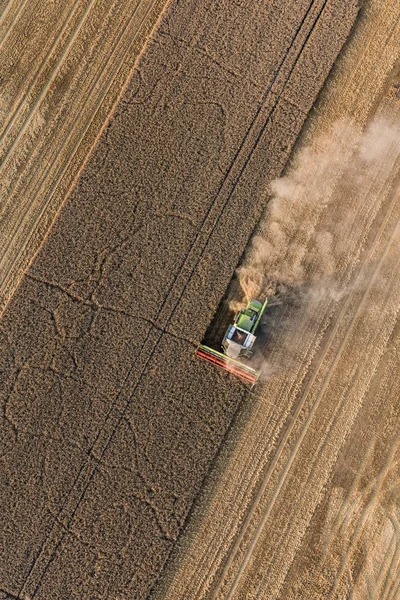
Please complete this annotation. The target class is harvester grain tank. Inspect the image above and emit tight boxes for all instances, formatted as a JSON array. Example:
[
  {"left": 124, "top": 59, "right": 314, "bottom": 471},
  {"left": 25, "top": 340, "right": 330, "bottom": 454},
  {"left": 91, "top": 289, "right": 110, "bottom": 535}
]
[{"left": 195, "top": 298, "right": 268, "bottom": 386}]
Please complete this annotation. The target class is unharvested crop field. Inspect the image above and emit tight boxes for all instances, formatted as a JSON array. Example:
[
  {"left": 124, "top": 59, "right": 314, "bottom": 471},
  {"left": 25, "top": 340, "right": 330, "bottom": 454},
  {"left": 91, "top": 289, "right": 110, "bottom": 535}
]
[
  {"left": 154, "top": 1, "right": 400, "bottom": 598},
  {"left": 0, "top": 0, "right": 170, "bottom": 316},
  {"left": 0, "top": 0, "right": 358, "bottom": 598}
]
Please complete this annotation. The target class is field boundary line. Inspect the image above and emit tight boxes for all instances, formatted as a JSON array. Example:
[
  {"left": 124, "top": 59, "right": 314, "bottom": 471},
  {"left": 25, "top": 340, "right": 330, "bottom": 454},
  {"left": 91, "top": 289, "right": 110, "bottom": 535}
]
[{"left": 0, "top": 0, "right": 168, "bottom": 316}]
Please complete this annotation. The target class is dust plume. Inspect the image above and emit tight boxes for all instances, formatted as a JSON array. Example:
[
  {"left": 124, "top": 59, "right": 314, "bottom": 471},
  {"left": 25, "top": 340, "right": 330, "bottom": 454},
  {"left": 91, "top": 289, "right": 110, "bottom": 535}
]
[{"left": 233, "top": 115, "right": 400, "bottom": 310}]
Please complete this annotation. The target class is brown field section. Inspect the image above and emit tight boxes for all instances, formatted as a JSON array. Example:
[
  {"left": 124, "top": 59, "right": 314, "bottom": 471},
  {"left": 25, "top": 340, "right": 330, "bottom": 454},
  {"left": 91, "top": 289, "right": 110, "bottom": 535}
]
[
  {"left": 155, "top": 1, "right": 400, "bottom": 598},
  {"left": 0, "top": 0, "right": 358, "bottom": 598},
  {"left": 0, "top": 0, "right": 170, "bottom": 316}
]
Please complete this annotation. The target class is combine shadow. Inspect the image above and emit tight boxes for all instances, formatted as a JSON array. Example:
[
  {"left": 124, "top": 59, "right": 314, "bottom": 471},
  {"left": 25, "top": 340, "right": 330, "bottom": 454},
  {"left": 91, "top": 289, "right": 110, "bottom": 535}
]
[{"left": 201, "top": 275, "right": 240, "bottom": 352}]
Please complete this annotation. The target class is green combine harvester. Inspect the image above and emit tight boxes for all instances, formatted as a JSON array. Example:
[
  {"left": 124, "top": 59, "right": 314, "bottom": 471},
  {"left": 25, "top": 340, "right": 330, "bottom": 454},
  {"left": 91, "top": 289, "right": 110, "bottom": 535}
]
[{"left": 195, "top": 297, "right": 268, "bottom": 386}]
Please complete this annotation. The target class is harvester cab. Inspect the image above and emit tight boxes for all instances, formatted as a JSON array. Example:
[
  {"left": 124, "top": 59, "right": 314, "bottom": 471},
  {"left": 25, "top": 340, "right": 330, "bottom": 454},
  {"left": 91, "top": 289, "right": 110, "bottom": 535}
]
[
  {"left": 195, "top": 298, "right": 268, "bottom": 386},
  {"left": 222, "top": 299, "right": 266, "bottom": 359}
]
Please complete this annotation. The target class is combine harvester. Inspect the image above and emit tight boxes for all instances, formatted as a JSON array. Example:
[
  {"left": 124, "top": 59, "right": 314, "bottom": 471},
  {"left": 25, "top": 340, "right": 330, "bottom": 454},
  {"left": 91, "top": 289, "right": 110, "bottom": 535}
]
[{"left": 195, "top": 298, "right": 268, "bottom": 386}]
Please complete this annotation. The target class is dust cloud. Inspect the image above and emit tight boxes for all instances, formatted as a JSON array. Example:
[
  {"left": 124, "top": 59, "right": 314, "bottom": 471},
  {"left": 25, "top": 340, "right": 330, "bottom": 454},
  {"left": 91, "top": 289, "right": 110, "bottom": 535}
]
[{"left": 232, "top": 116, "right": 400, "bottom": 311}]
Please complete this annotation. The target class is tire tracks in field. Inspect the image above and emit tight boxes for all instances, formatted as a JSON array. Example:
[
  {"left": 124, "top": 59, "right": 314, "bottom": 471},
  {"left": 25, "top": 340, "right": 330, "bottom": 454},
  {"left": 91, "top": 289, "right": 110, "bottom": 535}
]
[
  {"left": 0, "top": 0, "right": 106, "bottom": 199},
  {"left": 16, "top": 1, "right": 340, "bottom": 596},
  {"left": 209, "top": 147, "right": 400, "bottom": 599}
]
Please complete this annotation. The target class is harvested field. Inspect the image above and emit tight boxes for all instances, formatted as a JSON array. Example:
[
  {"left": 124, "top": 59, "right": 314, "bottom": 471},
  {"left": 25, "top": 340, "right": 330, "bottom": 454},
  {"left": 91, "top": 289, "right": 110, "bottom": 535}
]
[
  {"left": 154, "top": 1, "right": 400, "bottom": 598},
  {"left": 0, "top": 0, "right": 170, "bottom": 316},
  {"left": 0, "top": 0, "right": 358, "bottom": 598}
]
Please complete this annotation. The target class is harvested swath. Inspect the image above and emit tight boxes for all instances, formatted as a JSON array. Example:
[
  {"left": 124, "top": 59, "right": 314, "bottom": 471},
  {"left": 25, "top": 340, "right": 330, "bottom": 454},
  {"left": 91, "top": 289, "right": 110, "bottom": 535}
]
[
  {"left": 0, "top": 0, "right": 170, "bottom": 315},
  {"left": 0, "top": 0, "right": 357, "bottom": 597},
  {"left": 154, "top": 2, "right": 400, "bottom": 596}
]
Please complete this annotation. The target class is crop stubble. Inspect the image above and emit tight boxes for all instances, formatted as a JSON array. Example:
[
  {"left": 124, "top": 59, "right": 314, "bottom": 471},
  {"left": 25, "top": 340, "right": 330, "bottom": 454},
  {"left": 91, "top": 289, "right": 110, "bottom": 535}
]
[
  {"left": 154, "top": 2, "right": 400, "bottom": 599},
  {"left": 0, "top": 0, "right": 171, "bottom": 316},
  {"left": 0, "top": 0, "right": 357, "bottom": 598}
]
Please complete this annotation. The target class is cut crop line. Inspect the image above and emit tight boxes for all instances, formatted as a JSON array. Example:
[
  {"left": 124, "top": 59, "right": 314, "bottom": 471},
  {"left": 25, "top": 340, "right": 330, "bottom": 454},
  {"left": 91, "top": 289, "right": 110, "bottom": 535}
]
[
  {"left": 0, "top": 0, "right": 158, "bottom": 277},
  {"left": 0, "top": 0, "right": 28, "bottom": 48},
  {"left": 21, "top": 0, "right": 330, "bottom": 594},
  {"left": 0, "top": 0, "right": 98, "bottom": 172},
  {"left": 0, "top": 0, "right": 83, "bottom": 144},
  {"left": 212, "top": 197, "right": 400, "bottom": 599},
  {"left": 0, "top": 0, "right": 149, "bottom": 276}
]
